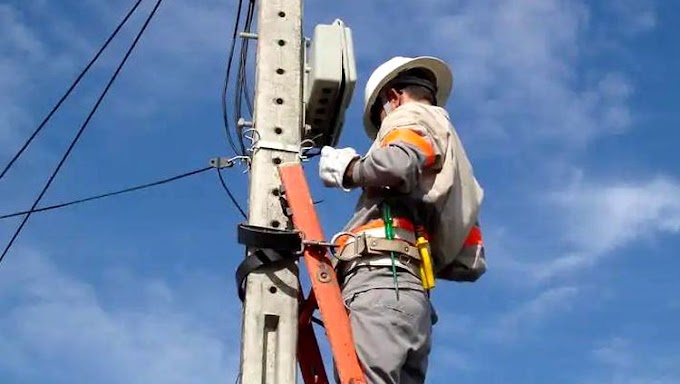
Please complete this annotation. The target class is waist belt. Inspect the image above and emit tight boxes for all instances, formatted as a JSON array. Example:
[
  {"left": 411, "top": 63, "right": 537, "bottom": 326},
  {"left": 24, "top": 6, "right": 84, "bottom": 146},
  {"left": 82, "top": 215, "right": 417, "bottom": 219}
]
[
  {"left": 333, "top": 217, "right": 425, "bottom": 277},
  {"left": 336, "top": 233, "right": 421, "bottom": 262},
  {"left": 335, "top": 217, "right": 429, "bottom": 248}
]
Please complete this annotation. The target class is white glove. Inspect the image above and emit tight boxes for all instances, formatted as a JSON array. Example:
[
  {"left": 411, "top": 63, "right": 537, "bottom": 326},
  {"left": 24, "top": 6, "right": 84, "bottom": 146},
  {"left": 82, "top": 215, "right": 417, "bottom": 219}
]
[{"left": 318, "top": 146, "right": 359, "bottom": 191}]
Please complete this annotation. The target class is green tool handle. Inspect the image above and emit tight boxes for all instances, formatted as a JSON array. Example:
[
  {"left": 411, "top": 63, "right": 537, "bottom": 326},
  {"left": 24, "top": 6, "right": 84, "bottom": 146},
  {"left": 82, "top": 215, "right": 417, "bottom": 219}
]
[{"left": 382, "top": 202, "right": 400, "bottom": 300}]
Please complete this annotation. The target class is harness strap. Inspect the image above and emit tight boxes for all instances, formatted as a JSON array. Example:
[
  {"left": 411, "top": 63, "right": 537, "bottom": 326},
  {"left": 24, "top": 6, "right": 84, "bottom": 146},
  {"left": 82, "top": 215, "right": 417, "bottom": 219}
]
[
  {"left": 235, "top": 224, "right": 302, "bottom": 301},
  {"left": 337, "top": 255, "right": 421, "bottom": 280},
  {"left": 334, "top": 217, "right": 429, "bottom": 249},
  {"left": 336, "top": 233, "right": 421, "bottom": 262}
]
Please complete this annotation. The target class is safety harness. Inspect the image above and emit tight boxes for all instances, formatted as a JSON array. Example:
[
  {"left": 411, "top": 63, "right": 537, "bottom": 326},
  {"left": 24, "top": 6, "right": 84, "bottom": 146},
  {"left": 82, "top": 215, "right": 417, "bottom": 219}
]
[{"left": 332, "top": 199, "right": 437, "bottom": 297}]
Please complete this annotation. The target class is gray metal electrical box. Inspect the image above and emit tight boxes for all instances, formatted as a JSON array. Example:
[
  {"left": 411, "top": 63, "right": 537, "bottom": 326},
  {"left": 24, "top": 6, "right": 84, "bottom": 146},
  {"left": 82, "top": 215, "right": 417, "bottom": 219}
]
[{"left": 303, "top": 19, "right": 357, "bottom": 148}]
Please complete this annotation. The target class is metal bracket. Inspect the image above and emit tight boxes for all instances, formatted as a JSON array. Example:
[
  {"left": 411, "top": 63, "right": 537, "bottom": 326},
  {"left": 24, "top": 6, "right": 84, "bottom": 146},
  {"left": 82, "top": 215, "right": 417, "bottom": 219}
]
[
  {"left": 254, "top": 140, "right": 301, "bottom": 154},
  {"left": 278, "top": 187, "right": 294, "bottom": 218},
  {"left": 303, "top": 240, "right": 339, "bottom": 250},
  {"left": 237, "top": 118, "right": 254, "bottom": 128},
  {"left": 239, "top": 32, "right": 258, "bottom": 40}
]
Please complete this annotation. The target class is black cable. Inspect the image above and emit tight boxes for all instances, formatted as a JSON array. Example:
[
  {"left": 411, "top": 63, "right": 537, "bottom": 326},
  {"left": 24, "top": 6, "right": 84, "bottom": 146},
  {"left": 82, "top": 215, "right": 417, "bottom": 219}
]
[
  {"left": 0, "top": 0, "right": 165, "bottom": 266},
  {"left": 242, "top": 0, "right": 256, "bottom": 116},
  {"left": 311, "top": 316, "right": 325, "bottom": 328},
  {"left": 239, "top": 0, "right": 256, "bottom": 117},
  {"left": 242, "top": 66, "right": 254, "bottom": 116},
  {"left": 0, "top": 167, "right": 212, "bottom": 220},
  {"left": 216, "top": 168, "right": 247, "bottom": 219},
  {"left": 234, "top": 0, "right": 256, "bottom": 154},
  {"left": 0, "top": 0, "right": 145, "bottom": 181},
  {"left": 222, "top": 0, "right": 245, "bottom": 156}
]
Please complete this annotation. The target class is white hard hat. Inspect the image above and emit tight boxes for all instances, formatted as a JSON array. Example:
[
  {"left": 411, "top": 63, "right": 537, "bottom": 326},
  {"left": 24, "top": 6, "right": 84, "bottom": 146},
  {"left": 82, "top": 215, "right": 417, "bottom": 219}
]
[{"left": 363, "top": 56, "right": 453, "bottom": 139}]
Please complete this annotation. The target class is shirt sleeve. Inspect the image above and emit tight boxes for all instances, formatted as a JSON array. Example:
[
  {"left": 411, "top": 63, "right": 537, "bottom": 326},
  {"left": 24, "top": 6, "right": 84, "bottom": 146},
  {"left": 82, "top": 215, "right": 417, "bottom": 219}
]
[{"left": 348, "top": 125, "right": 438, "bottom": 194}]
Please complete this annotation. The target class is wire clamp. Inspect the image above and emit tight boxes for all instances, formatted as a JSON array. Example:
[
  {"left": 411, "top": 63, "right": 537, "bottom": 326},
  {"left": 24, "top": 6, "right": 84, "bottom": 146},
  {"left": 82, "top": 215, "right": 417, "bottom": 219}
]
[{"left": 210, "top": 156, "right": 250, "bottom": 169}]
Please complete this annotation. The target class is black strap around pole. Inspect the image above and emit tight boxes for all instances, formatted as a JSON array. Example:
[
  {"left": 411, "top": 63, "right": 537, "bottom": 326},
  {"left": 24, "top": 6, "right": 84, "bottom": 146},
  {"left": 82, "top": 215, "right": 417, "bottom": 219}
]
[{"left": 235, "top": 224, "right": 303, "bottom": 301}]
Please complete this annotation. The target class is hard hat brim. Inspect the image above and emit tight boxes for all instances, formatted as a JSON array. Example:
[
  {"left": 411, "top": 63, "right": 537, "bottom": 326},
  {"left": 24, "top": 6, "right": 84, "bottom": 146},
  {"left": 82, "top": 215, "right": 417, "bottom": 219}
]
[{"left": 363, "top": 56, "right": 453, "bottom": 139}]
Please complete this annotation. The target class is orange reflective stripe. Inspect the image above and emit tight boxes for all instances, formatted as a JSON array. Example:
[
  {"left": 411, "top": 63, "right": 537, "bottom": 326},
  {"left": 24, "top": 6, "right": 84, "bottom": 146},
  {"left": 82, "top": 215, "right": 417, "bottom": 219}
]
[
  {"left": 380, "top": 128, "right": 436, "bottom": 167},
  {"left": 464, "top": 225, "right": 483, "bottom": 247},
  {"left": 353, "top": 217, "right": 416, "bottom": 234}
]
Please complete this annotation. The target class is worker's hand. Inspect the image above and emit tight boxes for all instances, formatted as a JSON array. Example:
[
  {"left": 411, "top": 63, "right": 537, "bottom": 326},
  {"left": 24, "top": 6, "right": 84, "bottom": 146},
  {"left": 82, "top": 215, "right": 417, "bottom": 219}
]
[{"left": 318, "top": 146, "right": 359, "bottom": 191}]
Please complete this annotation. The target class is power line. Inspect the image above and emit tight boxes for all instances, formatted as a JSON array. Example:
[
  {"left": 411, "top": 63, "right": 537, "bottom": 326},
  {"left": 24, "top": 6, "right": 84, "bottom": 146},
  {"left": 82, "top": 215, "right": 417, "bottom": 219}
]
[
  {"left": 0, "top": 0, "right": 165, "bottom": 266},
  {"left": 234, "top": 0, "right": 257, "bottom": 155},
  {"left": 0, "top": 166, "right": 212, "bottom": 220},
  {"left": 242, "top": 0, "right": 256, "bottom": 118},
  {"left": 0, "top": 0, "right": 145, "bottom": 181},
  {"left": 216, "top": 167, "right": 247, "bottom": 219},
  {"left": 242, "top": 65, "right": 255, "bottom": 116},
  {"left": 222, "top": 0, "right": 246, "bottom": 156}
]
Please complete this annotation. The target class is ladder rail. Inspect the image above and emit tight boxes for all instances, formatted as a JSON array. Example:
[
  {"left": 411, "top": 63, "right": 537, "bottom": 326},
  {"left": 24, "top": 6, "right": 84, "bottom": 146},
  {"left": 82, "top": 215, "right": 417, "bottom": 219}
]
[
  {"left": 278, "top": 163, "right": 366, "bottom": 384},
  {"left": 297, "top": 290, "right": 328, "bottom": 384}
]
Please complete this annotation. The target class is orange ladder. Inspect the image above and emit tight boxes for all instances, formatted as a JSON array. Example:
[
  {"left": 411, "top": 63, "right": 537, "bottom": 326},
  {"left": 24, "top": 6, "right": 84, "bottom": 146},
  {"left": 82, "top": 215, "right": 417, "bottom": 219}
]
[{"left": 278, "top": 163, "right": 366, "bottom": 384}]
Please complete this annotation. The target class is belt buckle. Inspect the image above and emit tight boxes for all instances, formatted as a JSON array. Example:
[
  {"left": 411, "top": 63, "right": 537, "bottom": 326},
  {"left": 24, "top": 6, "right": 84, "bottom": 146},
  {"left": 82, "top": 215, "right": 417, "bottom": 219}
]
[{"left": 397, "top": 253, "right": 412, "bottom": 266}]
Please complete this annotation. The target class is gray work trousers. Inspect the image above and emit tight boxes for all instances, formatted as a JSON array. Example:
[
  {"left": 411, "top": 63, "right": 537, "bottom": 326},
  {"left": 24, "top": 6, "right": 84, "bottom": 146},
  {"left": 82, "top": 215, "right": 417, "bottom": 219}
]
[{"left": 337, "top": 266, "right": 434, "bottom": 384}]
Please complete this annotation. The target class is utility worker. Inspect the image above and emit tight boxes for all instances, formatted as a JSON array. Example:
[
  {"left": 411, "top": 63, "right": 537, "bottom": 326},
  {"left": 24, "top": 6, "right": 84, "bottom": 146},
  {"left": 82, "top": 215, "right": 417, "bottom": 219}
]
[{"left": 319, "top": 56, "right": 485, "bottom": 384}]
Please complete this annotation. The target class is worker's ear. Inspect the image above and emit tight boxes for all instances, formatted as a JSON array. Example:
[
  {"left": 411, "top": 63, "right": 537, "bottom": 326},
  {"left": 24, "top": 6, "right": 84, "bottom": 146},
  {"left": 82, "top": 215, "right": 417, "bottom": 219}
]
[
  {"left": 383, "top": 88, "right": 404, "bottom": 111},
  {"left": 385, "top": 88, "right": 401, "bottom": 103}
]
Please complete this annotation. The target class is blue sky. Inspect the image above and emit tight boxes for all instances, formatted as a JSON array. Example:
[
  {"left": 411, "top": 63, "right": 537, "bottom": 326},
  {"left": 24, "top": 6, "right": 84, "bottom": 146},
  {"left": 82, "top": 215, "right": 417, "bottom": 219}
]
[{"left": 1, "top": 0, "right": 679, "bottom": 383}]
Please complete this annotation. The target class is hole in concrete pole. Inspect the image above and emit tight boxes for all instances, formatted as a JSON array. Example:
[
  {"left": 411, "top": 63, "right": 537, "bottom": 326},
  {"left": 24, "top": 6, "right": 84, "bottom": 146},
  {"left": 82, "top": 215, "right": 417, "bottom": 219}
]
[
  {"left": 278, "top": 39, "right": 286, "bottom": 46},
  {"left": 269, "top": 286, "right": 278, "bottom": 294},
  {"left": 273, "top": 157, "right": 282, "bottom": 165},
  {"left": 272, "top": 188, "right": 280, "bottom": 196},
  {"left": 275, "top": 98, "right": 284, "bottom": 105},
  {"left": 276, "top": 68, "right": 285, "bottom": 75},
  {"left": 271, "top": 220, "right": 281, "bottom": 228},
  {"left": 278, "top": 11, "right": 286, "bottom": 17},
  {"left": 274, "top": 127, "right": 283, "bottom": 134}
]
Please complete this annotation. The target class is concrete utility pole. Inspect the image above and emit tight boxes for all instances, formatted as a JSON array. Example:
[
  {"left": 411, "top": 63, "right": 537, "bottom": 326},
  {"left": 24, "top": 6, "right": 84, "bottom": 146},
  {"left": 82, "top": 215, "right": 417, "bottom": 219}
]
[{"left": 239, "top": 0, "right": 303, "bottom": 383}]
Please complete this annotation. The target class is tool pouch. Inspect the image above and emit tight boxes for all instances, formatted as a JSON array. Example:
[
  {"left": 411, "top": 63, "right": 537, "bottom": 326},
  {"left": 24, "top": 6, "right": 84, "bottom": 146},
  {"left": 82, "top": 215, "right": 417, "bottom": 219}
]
[{"left": 434, "top": 223, "right": 486, "bottom": 282}]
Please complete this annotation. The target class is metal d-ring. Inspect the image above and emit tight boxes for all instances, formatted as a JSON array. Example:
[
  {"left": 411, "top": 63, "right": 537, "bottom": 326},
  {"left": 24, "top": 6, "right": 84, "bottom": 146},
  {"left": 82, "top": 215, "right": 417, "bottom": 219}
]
[{"left": 329, "top": 231, "right": 360, "bottom": 261}]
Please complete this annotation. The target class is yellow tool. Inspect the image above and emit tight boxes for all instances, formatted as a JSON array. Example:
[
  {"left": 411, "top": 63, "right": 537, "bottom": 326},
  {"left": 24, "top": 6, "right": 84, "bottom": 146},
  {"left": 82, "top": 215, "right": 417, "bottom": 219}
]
[{"left": 415, "top": 227, "right": 435, "bottom": 290}]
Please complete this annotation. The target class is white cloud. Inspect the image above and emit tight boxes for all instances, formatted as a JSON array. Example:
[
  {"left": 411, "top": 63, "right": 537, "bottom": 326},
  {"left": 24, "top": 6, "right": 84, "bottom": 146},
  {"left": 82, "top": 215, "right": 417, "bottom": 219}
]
[
  {"left": 592, "top": 337, "right": 634, "bottom": 368},
  {"left": 611, "top": 0, "right": 657, "bottom": 35},
  {"left": 430, "top": 346, "right": 476, "bottom": 376},
  {"left": 0, "top": 249, "right": 239, "bottom": 384},
  {"left": 483, "top": 285, "right": 580, "bottom": 342},
  {"left": 428, "top": 0, "right": 638, "bottom": 152},
  {"left": 581, "top": 336, "right": 680, "bottom": 384},
  {"left": 534, "top": 176, "right": 680, "bottom": 280},
  {"left": 0, "top": 4, "right": 46, "bottom": 148}
]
